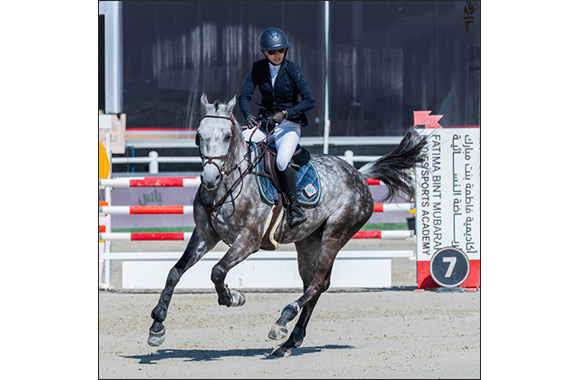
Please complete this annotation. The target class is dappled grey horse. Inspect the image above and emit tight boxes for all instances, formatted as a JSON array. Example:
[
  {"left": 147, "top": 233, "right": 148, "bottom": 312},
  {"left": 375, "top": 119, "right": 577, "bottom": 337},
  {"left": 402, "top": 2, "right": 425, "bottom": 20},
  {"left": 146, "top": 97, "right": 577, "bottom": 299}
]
[{"left": 148, "top": 94, "right": 427, "bottom": 357}]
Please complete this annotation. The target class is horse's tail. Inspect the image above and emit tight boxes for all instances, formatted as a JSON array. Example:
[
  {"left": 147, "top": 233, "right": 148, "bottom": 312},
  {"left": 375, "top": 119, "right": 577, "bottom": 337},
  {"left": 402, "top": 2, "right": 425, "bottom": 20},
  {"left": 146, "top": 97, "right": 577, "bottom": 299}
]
[{"left": 358, "top": 127, "right": 428, "bottom": 202}]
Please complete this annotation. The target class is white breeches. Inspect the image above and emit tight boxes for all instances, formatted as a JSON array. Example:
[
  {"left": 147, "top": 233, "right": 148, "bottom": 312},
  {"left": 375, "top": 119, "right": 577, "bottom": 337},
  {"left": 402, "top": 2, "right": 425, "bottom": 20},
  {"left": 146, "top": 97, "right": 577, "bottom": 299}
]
[{"left": 242, "top": 120, "right": 301, "bottom": 171}]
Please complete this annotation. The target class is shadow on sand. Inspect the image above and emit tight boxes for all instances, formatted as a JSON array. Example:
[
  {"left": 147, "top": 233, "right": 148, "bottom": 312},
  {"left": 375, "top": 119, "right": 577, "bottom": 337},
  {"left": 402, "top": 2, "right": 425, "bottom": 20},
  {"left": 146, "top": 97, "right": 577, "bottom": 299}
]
[{"left": 122, "top": 344, "right": 355, "bottom": 364}]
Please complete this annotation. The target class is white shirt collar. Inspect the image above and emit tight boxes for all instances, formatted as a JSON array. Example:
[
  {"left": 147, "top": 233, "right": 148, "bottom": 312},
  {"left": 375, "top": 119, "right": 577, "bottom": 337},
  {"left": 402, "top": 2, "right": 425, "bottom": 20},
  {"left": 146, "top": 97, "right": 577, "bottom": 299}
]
[
  {"left": 269, "top": 62, "right": 281, "bottom": 86},
  {"left": 268, "top": 62, "right": 281, "bottom": 72}
]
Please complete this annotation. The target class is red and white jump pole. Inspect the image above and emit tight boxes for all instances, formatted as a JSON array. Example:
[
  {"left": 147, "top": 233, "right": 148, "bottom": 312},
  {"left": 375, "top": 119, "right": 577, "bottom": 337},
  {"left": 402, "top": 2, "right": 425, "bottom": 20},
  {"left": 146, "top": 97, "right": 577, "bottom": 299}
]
[
  {"left": 98, "top": 175, "right": 415, "bottom": 289},
  {"left": 99, "top": 230, "right": 413, "bottom": 241},
  {"left": 99, "top": 176, "right": 384, "bottom": 188},
  {"left": 98, "top": 176, "right": 414, "bottom": 241},
  {"left": 99, "top": 203, "right": 413, "bottom": 215},
  {"left": 99, "top": 176, "right": 201, "bottom": 188}
]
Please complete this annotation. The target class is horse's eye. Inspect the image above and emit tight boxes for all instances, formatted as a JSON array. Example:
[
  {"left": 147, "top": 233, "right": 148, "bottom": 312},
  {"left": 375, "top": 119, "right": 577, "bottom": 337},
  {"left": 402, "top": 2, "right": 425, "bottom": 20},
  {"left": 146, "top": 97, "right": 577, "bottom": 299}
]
[{"left": 224, "top": 134, "right": 231, "bottom": 141}]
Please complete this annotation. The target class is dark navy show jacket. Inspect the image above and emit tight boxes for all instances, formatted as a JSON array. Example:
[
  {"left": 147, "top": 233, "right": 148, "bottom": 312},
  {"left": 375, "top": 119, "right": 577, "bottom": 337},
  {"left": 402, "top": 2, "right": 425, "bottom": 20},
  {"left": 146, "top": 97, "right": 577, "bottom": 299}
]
[{"left": 239, "top": 58, "right": 315, "bottom": 128}]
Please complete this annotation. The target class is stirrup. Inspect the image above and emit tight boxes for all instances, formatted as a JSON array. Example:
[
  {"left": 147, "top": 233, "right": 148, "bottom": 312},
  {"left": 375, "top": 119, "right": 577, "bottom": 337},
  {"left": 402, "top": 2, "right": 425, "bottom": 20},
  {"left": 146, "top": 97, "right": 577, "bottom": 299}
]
[{"left": 287, "top": 204, "right": 307, "bottom": 228}]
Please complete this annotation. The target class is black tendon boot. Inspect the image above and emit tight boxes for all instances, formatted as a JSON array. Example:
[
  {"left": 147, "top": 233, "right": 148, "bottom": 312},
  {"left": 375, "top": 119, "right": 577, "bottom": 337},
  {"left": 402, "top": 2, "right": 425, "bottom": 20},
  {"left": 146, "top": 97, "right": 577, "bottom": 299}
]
[{"left": 277, "top": 165, "right": 307, "bottom": 228}]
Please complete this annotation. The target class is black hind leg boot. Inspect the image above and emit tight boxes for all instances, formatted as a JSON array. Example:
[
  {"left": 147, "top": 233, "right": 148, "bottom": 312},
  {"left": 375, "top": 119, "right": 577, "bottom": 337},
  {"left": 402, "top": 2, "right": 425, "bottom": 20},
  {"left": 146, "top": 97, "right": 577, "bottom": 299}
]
[{"left": 277, "top": 165, "right": 307, "bottom": 228}]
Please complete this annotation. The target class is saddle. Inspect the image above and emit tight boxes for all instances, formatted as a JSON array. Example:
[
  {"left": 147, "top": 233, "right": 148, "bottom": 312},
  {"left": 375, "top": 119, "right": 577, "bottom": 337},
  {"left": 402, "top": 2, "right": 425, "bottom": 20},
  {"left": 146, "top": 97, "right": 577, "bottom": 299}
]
[
  {"left": 251, "top": 142, "right": 321, "bottom": 207},
  {"left": 249, "top": 142, "right": 321, "bottom": 250},
  {"left": 263, "top": 143, "right": 311, "bottom": 193}
]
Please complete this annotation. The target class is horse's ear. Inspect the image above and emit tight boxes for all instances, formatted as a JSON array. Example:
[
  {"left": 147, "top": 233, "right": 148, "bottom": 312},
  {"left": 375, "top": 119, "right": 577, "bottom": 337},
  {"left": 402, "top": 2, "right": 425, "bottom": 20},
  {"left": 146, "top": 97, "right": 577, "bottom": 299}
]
[
  {"left": 225, "top": 95, "right": 236, "bottom": 115},
  {"left": 200, "top": 93, "right": 212, "bottom": 114}
]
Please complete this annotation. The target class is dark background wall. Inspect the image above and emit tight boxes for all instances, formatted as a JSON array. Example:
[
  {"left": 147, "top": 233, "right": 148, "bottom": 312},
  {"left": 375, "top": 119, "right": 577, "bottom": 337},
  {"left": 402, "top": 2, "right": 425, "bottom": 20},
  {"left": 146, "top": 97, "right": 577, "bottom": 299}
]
[{"left": 114, "top": 1, "right": 480, "bottom": 137}]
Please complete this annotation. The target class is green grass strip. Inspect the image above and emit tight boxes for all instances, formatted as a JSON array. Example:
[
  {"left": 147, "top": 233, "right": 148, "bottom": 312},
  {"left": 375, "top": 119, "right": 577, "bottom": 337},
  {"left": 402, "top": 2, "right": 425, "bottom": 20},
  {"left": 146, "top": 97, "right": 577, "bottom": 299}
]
[
  {"left": 359, "top": 222, "right": 409, "bottom": 231},
  {"left": 112, "top": 227, "right": 194, "bottom": 233}
]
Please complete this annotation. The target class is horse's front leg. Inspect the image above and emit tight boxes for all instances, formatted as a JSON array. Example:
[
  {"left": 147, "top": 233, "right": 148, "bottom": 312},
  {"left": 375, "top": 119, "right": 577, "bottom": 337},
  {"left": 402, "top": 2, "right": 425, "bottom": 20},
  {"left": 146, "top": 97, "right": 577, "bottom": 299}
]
[
  {"left": 210, "top": 232, "right": 261, "bottom": 307},
  {"left": 148, "top": 227, "right": 219, "bottom": 346}
]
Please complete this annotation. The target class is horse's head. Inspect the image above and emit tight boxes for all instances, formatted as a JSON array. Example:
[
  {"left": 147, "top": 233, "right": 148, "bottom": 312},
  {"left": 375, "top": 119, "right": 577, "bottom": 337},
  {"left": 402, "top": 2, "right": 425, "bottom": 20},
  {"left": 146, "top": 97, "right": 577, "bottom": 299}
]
[{"left": 197, "top": 93, "right": 240, "bottom": 191}]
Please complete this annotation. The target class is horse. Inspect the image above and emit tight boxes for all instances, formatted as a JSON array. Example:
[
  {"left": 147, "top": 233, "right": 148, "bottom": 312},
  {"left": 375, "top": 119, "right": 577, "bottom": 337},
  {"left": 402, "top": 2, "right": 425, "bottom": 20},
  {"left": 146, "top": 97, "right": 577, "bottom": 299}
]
[{"left": 148, "top": 93, "right": 427, "bottom": 358}]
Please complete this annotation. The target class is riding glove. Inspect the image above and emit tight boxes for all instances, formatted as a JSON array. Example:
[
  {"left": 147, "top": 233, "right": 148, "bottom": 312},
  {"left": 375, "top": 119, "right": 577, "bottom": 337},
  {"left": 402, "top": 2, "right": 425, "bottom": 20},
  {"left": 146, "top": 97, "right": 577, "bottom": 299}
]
[
  {"left": 271, "top": 111, "right": 286, "bottom": 124},
  {"left": 247, "top": 115, "right": 259, "bottom": 128}
]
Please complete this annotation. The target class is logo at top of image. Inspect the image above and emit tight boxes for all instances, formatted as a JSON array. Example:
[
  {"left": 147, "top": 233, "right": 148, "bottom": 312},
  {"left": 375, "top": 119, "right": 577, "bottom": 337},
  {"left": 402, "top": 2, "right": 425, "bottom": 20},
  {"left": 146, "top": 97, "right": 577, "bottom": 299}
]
[{"left": 463, "top": 1, "right": 475, "bottom": 33}]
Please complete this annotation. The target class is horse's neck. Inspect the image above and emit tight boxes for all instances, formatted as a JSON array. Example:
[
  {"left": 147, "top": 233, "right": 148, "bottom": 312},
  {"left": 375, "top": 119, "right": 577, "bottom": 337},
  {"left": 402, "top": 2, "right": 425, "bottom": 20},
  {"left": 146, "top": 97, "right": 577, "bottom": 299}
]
[
  {"left": 225, "top": 141, "right": 249, "bottom": 184},
  {"left": 211, "top": 136, "right": 254, "bottom": 205}
]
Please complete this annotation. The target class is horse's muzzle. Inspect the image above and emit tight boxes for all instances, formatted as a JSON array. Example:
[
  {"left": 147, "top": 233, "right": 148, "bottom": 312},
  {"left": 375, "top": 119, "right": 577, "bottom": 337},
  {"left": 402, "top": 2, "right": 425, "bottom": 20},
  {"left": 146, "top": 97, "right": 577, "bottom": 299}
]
[{"left": 200, "top": 165, "right": 222, "bottom": 190}]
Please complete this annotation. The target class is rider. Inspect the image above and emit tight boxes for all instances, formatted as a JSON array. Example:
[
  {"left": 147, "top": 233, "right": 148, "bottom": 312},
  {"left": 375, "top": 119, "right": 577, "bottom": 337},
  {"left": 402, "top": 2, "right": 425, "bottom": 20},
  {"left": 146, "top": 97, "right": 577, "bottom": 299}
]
[{"left": 239, "top": 27, "right": 315, "bottom": 228}]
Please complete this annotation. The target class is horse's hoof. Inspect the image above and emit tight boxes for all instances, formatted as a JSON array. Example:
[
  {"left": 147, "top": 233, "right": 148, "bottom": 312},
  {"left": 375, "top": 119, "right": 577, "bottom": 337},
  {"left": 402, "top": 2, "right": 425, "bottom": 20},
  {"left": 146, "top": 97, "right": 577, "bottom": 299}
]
[
  {"left": 267, "top": 345, "right": 292, "bottom": 358},
  {"left": 230, "top": 289, "right": 246, "bottom": 307},
  {"left": 147, "top": 327, "right": 166, "bottom": 347},
  {"left": 268, "top": 324, "right": 288, "bottom": 340}
]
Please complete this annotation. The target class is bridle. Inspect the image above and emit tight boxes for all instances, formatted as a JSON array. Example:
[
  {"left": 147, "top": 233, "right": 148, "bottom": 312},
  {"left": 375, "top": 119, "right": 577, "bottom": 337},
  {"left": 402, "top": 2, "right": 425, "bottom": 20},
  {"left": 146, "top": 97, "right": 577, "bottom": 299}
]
[
  {"left": 198, "top": 114, "right": 237, "bottom": 177},
  {"left": 197, "top": 114, "right": 272, "bottom": 210}
]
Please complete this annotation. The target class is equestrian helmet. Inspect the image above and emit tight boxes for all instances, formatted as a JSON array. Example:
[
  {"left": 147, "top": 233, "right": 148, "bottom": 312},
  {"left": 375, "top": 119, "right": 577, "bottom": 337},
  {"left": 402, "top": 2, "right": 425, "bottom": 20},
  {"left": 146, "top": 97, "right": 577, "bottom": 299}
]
[{"left": 259, "top": 27, "right": 291, "bottom": 51}]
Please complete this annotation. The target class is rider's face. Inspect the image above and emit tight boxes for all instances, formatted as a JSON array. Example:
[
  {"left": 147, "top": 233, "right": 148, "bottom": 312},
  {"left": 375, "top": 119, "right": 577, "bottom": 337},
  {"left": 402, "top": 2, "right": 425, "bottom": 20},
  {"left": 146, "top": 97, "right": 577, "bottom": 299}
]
[{"left": 263, "top": 49, "right": 286, "bottom": 66}]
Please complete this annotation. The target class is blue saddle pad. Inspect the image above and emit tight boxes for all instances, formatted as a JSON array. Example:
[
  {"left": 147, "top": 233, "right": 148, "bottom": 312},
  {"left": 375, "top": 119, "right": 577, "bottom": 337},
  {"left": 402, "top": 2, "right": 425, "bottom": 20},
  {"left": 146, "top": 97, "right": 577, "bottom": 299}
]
[{"left": 251, "top": 142, "right": 321, "bottom": 207}]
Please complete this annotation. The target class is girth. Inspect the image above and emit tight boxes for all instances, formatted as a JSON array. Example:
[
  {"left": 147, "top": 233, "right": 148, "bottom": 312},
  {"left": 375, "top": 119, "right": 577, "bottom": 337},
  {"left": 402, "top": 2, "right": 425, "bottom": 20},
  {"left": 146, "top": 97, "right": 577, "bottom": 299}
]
[{"left": 259, "top": 202, "right": 284, "bottom": 250}]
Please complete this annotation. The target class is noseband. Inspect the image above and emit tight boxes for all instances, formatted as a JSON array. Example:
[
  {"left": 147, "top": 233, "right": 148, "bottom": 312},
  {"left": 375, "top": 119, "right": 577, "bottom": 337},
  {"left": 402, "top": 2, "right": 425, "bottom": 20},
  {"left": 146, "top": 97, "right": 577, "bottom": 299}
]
[{"left": 198, "top": 114, "right": 237, "bottom": 176}]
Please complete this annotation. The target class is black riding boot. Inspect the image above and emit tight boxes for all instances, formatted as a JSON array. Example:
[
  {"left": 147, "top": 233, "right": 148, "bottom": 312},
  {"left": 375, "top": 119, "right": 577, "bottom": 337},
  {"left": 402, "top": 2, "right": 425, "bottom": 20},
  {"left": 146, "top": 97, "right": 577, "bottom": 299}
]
[{"left": 277, "top": 165, "right": 307, "bottom": 228}]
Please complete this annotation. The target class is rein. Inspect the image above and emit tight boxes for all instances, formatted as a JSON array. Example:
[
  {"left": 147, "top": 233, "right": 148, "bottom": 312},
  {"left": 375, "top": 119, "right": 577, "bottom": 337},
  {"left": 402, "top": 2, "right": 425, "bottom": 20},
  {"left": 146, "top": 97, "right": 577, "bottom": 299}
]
[{"left": 199, "top": 114, "right": 275, "bottom": 210}]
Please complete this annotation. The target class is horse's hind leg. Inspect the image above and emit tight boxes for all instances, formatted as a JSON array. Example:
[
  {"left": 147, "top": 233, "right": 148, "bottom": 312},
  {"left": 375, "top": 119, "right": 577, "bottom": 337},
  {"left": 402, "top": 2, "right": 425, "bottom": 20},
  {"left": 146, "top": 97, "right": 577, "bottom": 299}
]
[
  {"left": 269, "top": 232, "right": 333, "bottom": 357},
  {"left": 148, "top": 228, "right": 218, "bottom": 346},
  {"left": 268, "top": 207, "right": 371, "bottom": 357},
  {"left": 270, "top": 276, "right": 333, "bottom": 357},
  {"left": 269, "top": 278, "right": 330, "bottom": 358}
]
